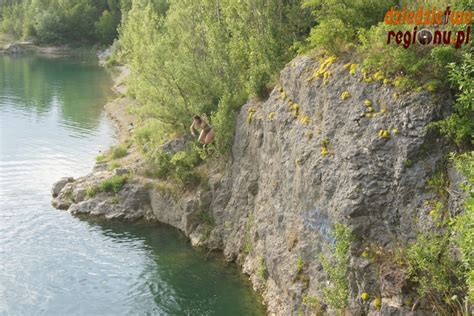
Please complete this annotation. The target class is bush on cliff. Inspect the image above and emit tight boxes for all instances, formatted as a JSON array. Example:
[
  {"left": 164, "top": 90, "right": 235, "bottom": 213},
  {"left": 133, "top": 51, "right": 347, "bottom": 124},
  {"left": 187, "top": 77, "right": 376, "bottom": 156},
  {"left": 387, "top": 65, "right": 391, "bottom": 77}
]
[
  {"left": 99, "top": 174, "right": 130, "bottom": 194},
  {"left": 431, "top": 53, "right": 474, "bottom": 148},
  {"left": 116, "top": 0, "right": 312, "bottom": 154}
]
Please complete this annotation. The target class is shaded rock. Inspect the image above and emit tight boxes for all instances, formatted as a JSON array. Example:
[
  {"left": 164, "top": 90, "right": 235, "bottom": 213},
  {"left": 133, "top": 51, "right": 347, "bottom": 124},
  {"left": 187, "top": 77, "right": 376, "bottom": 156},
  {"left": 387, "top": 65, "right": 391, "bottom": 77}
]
[
  {"left": 4, "top": 43, "right": 28, "bottom": 54},
  {"left": 93, "top": 163, "right": 108, "bottom": 172},
  {"left": 73, "top": 188, "right": 87, "bottom": 203},
  {"left": 115, "top": 167, "right": 130, "bottom": 176},
  {"left": 158, "top": 136, "right": 192, "bottom": 156},
  {"left": 51, "top": 177, "right": 74, "bottom": 197},
  {"left": 52, "top": 182, "right": 75, "bottom": 210}
]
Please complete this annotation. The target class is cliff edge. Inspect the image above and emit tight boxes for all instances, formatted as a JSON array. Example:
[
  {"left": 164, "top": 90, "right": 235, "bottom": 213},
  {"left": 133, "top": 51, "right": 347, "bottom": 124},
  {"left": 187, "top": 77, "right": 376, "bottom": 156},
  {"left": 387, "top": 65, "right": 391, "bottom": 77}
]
[{"left": 52, "top": 55, "right": 463, "bottom": 315}]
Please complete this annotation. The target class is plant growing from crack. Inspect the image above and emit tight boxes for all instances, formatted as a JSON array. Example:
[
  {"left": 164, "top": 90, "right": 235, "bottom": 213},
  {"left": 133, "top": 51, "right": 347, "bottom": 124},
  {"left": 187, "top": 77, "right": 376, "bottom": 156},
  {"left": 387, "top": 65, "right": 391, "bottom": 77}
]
[
  {"left": 319, "top": 224, "right": 352, "bottom": 312},
  {"left": 243, "top": 213, "right": 255, "bottom": 254}
]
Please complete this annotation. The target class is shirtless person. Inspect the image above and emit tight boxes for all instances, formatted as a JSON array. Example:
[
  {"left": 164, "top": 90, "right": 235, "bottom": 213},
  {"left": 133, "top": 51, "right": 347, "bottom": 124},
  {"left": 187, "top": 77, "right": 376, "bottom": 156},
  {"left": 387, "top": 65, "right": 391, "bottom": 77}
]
[{"left": 190, "top": 115, "right": 215, "bottom": 145}]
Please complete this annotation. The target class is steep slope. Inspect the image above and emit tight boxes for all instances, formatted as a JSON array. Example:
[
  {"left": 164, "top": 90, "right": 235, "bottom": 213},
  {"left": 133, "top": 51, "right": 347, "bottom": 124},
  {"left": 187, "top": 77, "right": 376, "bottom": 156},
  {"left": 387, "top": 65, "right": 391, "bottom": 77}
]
[{"left": 207, "top": 56, "right": 455, "bottom": 314}]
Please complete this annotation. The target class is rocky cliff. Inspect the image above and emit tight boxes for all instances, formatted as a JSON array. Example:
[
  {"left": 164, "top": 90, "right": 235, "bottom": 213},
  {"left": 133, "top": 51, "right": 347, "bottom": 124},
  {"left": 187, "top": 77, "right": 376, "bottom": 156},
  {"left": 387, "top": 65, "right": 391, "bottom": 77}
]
[{"left": 52, "top": 56, "right": 462, "bottom": 315}]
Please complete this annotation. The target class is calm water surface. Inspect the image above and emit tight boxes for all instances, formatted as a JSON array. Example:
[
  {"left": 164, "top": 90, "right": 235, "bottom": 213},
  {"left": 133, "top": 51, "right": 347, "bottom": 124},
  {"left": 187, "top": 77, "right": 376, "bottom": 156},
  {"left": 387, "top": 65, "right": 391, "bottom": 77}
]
[{"left": 0, "top": 55, "right": 265, "bottom": 315}]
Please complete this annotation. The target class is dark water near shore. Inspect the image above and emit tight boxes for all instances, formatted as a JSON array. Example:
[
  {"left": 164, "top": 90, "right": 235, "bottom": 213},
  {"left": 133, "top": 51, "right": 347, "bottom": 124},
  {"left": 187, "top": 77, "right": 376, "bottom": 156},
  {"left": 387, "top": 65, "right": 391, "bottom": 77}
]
[{"left": 0, "top": 55, "right": 265, "bottom": 315}]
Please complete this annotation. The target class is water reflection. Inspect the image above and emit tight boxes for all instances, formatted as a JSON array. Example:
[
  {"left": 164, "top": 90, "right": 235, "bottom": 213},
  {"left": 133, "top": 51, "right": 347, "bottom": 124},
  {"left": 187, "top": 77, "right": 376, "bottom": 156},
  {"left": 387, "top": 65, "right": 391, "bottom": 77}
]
[
  {"left": 0, "top": 54, "right": 112, "bottom": 131},
  {"left": 83, "top": 219, "right": 266, "bottom": 316}
]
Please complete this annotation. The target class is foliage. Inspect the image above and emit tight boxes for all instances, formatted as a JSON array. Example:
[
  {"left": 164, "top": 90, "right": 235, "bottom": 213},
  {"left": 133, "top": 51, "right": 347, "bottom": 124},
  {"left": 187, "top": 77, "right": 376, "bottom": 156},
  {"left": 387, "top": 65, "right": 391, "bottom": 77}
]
[
  {"left": 99, "top": 174, "right": 129, "bottom": 194},
  {"left": 151, "top": 151, "right": 173, "bottom": 179},
  {"left": 305, "top": 18, "right": 353, "bottom": 54},
  {"left": 211, "top": 92, "right": 246, "bottom": 155},
  {"left": 431, "top": 54, "right": 474, "bottom": 147},
  {"left": 301, "top": 0, "right": 469, "bottom": 90},
  {"left": 303, "top": 0, "right": 395, "bottom": 29},
  {"left": 170, "top": 149, "right": 201, "bottom": 186},
  {"left": 198, "top": 210, "right": 215, "bottom": 227},
  {"left": 148, "top": 145, "right": 203, "bottom": 187},
  {"left": 111, "top": 144, "right": 128, "bottom": 159},
  {"left": 296, "top": 256, "right": 305, "bottom": 274},
  {"left": 0, "top": 0, "right": 124, "bottom": 44},
  {"left": 406, "top": 232, "right": 466, "bottom": 313},
  {"left": 244, "top": 213, "right": 255, "bottom": 254},
  {"left": 451, "top": 152, "right": 474, "bottom": 303},
  {"left": 95, "top": 144, "right": 128, "bottom": 163},
  {"left": 86, "top": 185, "right": 98, "bottom": 198},
  {"left": 319, "top": 224, "right": 352, "bottom": 311},
  {"left": 405, "top": 152, "right": 473, "bottom": 314},
  {"left": 257, "top": 256, "right": 266, "bottom": 282},
  {"left": 96, "top": 10, "right": 120, "bottom": 45},
  {"left": 302, "top": 294, "right": 321, "bottom": 312},
  {"left": 117, "top": 0, "right": 312, "bottom": 153},
  {"left": 107, "top": 161, "right": 121, "bottom": 171}
]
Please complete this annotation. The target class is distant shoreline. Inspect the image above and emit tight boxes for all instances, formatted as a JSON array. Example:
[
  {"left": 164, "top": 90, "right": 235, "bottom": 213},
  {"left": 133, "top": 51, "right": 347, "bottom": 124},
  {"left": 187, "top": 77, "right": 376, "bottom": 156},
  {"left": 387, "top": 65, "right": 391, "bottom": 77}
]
[{"left": 0, "top": 36, "right": 98, "bottom": 58}]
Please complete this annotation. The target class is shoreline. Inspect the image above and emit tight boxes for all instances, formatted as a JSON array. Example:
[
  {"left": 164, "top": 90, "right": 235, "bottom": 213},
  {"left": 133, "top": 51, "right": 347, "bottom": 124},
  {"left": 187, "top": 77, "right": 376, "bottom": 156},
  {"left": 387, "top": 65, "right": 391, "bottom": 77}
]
[
  {"left": 0, "top": 38, "right": 99, "bottom": 58},
  {"left": 104, "top": 66, "right": 135, "bottom": 143}
]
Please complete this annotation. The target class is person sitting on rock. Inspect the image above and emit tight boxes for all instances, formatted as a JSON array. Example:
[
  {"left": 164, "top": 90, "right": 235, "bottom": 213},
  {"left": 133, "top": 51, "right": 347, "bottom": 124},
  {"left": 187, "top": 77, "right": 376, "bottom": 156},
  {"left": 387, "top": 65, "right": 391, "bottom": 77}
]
[{"left": 190, "top": 115, "right": 214, "bottom": 145}]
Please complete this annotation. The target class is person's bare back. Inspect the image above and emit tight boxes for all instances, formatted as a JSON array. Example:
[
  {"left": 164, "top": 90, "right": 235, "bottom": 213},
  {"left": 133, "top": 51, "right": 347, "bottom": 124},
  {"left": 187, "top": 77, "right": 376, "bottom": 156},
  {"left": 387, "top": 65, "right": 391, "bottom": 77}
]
[{"left": 190, "top": 115, "right": 215, "bottom": 145}]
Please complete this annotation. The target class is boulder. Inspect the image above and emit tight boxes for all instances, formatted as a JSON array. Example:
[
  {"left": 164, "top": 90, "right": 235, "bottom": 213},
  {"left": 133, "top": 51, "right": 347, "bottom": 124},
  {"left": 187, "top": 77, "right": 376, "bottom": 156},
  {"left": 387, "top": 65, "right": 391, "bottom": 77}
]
[{"left": 51, "top": 177, "right": 74, "bottom": 197}]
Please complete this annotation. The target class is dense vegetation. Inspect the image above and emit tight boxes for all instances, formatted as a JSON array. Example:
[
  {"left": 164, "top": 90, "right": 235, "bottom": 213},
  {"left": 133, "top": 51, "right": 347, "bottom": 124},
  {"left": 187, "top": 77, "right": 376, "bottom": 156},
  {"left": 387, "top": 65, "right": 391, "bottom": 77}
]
[
  {"left": 1, "top": 0, "right": 472, "bottom": 313},
  {"left": 115, "top": 0, "right": 313, "bottom": 154},
  {"left": 0, "top": 0, "right": 127, "bottom": 44}
]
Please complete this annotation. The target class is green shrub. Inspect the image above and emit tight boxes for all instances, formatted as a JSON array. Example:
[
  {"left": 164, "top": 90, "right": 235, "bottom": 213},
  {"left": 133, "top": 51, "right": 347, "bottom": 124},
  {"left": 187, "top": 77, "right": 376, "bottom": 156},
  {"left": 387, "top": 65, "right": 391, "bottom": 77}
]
[
  {"left": 170, "top": 150, "right": 202, "bottom": 186},
  {"left": 306, "top": 18, "right": 353, "bottom": 54},
  {"left": 244, "top": 213, "right": 255, "bottom": 254},
  {"left": 406, "top": 232, "right": 466, "bottom": 314},
  {"left": 211, "top": 92, "right": 245, "bottom": 155},
  {"left": 198, "top": 210, "right": 215, "bottom": 227},
  {"left": 427, "top": 171, "right": 449, "bottom": 199},
  {"left": 95, "top": 10, "right": 119, "bottom": 45},
  {"left": 303, "top": 0, "right": 394, "bottom": 30},
  {"left": 257, "top": 256, "right": 266, "bottom": 282},
  {"left": 152, "top": 151, "right": 173, "bottom": 179},
  {"left": 319, "top": 224, "right": 352, "bottom": 311},
  {"left": 96, "top": 144, "right": 128, "bottom": 164},
  {"left": 118, "top": 0, "right": 312, "bottom": 142},
  {"left": 431, "top": 54, "right": 474, "bottom": 147},
  {"left": 111, "top": 145, "right": 128, "bottom": 159},
  {"left": 96, "top": 153, "right": 110, "bottom": 163},
  {"left": 86, "top": 185, "right": 98, "bottom": 198},
  {"left": 302, "top": 295, "right": 321, "bottom": 312},
  {"left": 296, "top": 256, "right": 305, "bottom": 274},
  {"left": 107, "top": 161, "right": 121, "bottom": 171},
  {"left": 451, "top": 152, "right": 474, "bottom": 303},
  {"left": 405, "top": 152, "right": 473, "bottom": 314},
  {"left": 99, "top": 174, "right": 129, "bottom": 194}
]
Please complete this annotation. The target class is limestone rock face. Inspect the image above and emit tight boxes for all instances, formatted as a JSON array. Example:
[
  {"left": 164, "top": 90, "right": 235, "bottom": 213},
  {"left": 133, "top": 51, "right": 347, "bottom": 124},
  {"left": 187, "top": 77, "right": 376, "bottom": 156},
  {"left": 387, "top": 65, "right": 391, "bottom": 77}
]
[
  {"left": 207, "top": 56, "right": 454, "bottom": 315},
  {"left": 52, "top": 56, "right": 460, "bottom": 315}
]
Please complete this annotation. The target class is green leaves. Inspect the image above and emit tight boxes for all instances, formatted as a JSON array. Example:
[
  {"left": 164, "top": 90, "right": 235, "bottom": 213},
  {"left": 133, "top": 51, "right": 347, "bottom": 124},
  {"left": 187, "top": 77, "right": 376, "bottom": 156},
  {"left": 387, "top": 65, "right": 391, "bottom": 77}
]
[
  {"left": 432, "top": 54, "right": 474, "bottom": 147},
  {"left": 319, "top": 224, "right": 352, "bottom": 311},
  {"left": 1, "top": 0, "right": 127, "bottom": 44},
  {"left": 117, "top": 0, "right": 312, "bottom": 154}
]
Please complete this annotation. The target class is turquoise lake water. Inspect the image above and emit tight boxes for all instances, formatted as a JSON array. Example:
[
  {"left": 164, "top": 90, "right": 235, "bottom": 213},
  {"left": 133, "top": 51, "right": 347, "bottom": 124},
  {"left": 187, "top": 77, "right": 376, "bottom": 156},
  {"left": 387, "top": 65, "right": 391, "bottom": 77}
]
[{"left": 0, "top": 55, "right": 265, "bottom": 315}]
